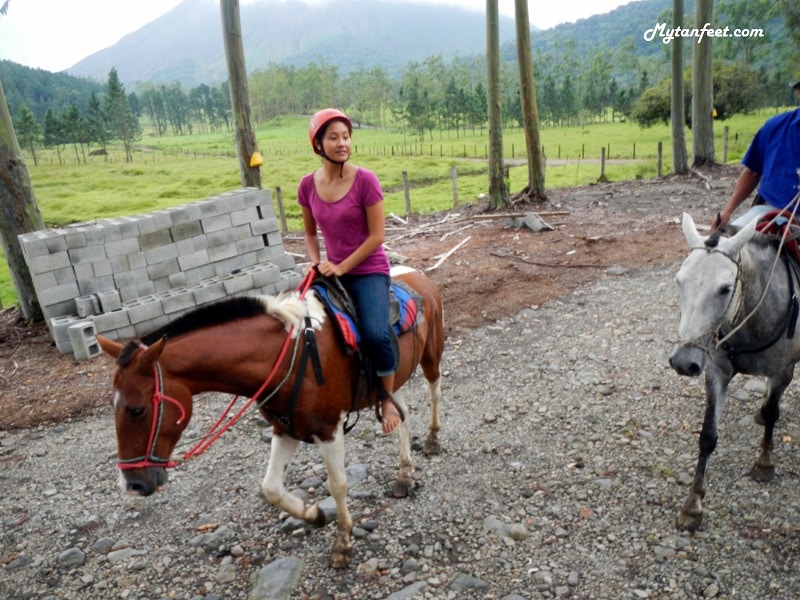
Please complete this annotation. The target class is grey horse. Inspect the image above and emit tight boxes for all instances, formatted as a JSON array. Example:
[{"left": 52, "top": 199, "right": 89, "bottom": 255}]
[{"left": 669, "top": 212, "right": 800, "bottom": 531}]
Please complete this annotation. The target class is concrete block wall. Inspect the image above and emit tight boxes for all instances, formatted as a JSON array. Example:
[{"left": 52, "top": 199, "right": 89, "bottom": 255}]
[{"left": 18, "top": 188, "right": 302, "bottom": 356}]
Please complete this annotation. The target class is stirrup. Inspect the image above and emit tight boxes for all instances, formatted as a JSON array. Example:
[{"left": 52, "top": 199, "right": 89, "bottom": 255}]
[{"left": 375, "top": 388, "right": 406, "bottom": 425}]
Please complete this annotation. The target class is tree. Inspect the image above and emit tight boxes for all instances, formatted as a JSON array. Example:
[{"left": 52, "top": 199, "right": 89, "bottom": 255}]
[
  {"left": 691, "top": 0, "right": 715, "bottom": 166},
  {"left": 514, "top": 0, "right": 545, "bottom": 201},
  {"left": 671, "top": 0, "right": 688, "bottom": 173},
  {"left": 13, "top": 103, "right": 40, "bottom": 166},
  {"left": 485, "top": 0, "right": 509, "bottom": 209},
  {"left": 0, "top": 76, "right": 45, "bottom": 320},
  {"left": 221, "top": 0, "right": 261, "bottom": 188},
  {"left": 104, "top": 68, "right": 138, "bottom": 163}
]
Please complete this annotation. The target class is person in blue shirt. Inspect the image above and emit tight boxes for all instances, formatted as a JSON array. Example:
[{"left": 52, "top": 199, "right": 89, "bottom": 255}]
[{"left": 713, "top": 80, "right": 800, "bottom": 230}]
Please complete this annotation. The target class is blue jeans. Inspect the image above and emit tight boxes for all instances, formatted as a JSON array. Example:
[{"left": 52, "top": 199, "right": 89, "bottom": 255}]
[{"left": 340, "top": 273, "right": 396, "bottom": 376}]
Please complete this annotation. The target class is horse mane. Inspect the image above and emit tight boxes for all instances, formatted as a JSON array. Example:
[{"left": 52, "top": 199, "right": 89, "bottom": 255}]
[{"left": 136, "top": 293, "right": 316, "bottom": 350}]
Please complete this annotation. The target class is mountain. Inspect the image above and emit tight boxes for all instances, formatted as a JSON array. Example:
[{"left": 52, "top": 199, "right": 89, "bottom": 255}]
[{"left": 66, "top": 0, "right": 517, "bottom": 88}]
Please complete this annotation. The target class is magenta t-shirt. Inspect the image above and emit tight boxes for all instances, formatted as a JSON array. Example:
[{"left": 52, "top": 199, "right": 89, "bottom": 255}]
[{"left": 297, "top": 167, "right": 390, "bottom": 276}]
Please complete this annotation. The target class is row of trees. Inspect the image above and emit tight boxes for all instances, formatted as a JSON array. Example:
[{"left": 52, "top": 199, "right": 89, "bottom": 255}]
[{"left": 14, "top": 69, "right": 139, "bottom": 165}]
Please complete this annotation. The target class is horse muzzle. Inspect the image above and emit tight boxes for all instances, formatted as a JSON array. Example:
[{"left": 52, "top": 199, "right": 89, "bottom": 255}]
[
  {"left": 669, "top": 344, "right": 707, "bottom": 377},
  {"left": 119, "top": 467, "right": 168, "bottom": 496}
]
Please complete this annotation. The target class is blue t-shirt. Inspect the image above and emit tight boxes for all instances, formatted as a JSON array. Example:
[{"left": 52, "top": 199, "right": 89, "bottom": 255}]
[{"left": 743, "top": 108, "right": 800, "bottom": 209}]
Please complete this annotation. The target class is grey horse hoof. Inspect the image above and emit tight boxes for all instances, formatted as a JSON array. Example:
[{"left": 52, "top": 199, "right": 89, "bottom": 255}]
[
  {"left": 754, "top": 408, "right": 765, "bottom": 426},
  {"left": 750, "top": 464, "right": 775, "bottom": 483},
  {"left": 676, "top": 510, "right": 703, "bottom": 532}
]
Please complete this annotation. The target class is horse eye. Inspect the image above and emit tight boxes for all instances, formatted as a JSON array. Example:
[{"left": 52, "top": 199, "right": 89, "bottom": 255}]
[
  {"left": 719, "top": 285, "right": 732, "bottom": 296},
  {"left": 127, "top": 406, "right": 146, "bottom": 419}
]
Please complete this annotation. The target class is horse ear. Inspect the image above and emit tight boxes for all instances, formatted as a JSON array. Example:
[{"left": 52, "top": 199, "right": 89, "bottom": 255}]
[
  {"left": 719, "top": 214, "right": 758, "bottom": 256},
  {"left": 681, "top": 212, "right": 705, "bottom": 249},
  {"left": 140, "top": 336, "right": 167, "bottom": 366},
  {"left": 97, "top": 335, "right": 123, "bottom": 358}
]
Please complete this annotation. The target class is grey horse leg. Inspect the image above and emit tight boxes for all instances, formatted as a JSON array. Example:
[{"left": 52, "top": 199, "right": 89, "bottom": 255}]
[
  {"left": 751, "top": 366, "right": 792, "bottom": 482},
  {"left": 676, "top": 364, "right": 731, "bottom": 531}
]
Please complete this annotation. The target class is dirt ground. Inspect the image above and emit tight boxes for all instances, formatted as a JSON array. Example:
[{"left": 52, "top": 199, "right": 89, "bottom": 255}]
[{"left": 0, "top": 164, "right": 740, "bottom": 431}]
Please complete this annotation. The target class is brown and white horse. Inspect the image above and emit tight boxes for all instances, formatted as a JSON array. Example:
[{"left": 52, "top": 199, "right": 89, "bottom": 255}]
[{"left": 98, "top": 266, "right": 445, "bottom": 568}]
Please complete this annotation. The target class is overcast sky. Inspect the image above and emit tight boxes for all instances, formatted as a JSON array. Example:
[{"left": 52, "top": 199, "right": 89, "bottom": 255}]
[{"left": 0, "top": 0, "right": 633, "bottom": 73}]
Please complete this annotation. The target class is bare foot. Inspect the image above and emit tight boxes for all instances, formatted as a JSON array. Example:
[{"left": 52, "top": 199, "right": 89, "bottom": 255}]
[{"left": 381, "top": 397, "right": 402, "bottom": 434}]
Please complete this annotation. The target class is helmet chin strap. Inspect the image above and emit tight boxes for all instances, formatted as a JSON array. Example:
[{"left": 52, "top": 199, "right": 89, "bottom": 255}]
[{"left": 320, "top": 152, "right": 347, "bottom": 179}]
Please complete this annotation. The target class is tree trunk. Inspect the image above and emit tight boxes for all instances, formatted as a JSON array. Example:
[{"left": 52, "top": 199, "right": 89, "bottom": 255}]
[
  {"left": 220, "top": 0, "right": 262, "bottom": 189},
  {"left": 671, "top": 0, "right": 689, "bottom": 174},
  {"left": 0, "top": 78, "right": 45, "bottom": 321},
  {"left": 691, "top": 0, "right": 715, "bottom": 166},
  {"left": 515, "top": 0, "right": 546, "bottom": 202},
  {"left": 486, "top": 0, "right": 509, "bottom": 209}
]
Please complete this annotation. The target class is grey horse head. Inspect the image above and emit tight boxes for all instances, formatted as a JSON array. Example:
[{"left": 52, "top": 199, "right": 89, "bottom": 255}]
[{"left": 669, "top": 212, "right": 759, "bottom": 376}]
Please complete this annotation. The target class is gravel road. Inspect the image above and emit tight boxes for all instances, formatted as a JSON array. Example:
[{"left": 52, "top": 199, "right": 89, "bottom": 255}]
[{"left": 2, "top": 255, "right": 800, "bottom": 599}]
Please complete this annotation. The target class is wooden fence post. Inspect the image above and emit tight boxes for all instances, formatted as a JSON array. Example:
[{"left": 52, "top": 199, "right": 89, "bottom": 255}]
[
  {"left": 274, "top": 186, "right": 288, "bottom": 234},
  {"left": 451, "top": 166, "right": 459, "bottom": 207},
  {"left": 722, "top": 126, "right": 729, "bottom": 164},
  {"left": 657, "top": 142, "right": 663, "bottom": 178},
  {"left": 402, "top": 171, "right": 411, "bottom": 215}
]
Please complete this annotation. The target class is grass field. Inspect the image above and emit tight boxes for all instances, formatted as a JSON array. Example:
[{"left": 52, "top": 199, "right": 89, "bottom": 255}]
[{"left": 0, "top": 110, "right": 783, "bottom": 307}]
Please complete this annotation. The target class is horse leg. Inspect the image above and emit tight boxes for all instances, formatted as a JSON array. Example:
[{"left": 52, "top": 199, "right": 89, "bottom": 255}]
[
  {"left": 318, "top": 422, "right": 353, "bottom": 569},
  {"left": 751, "top": 367, "right": 791, "bottom": 482},
  {"left": 677, "top": 365, "right": 730, "bottom": 532},
  {"left": 422, "top": 376, "right": 442, "bottom": 456},
  {"left": 261, "top": 435, "right": 326, "bottom": 527},
  {"left": 391, "top": 389, "right": 414, "bottom": 498}
]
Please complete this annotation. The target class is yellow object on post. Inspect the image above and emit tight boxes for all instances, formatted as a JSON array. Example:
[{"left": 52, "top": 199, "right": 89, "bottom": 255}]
[{"left": 249, "top": 151, "right": 263, "bottom": 167}]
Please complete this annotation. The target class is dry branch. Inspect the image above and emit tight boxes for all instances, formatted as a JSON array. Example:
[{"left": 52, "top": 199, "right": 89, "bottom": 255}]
[{"left": 425, "top": 236, "right": 471, "bottom": 271}]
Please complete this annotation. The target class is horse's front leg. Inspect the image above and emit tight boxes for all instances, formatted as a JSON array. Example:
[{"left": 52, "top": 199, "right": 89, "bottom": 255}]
[
  {"left": 422, "top": 376, "right": 442, "bottom": 456},
  {"left": 677, "top": 364, "right": 731, "bottom": 532},
  {"left": 261, "top": 435, "right": 326, "bottom": 527},
  {"left": 751, "top": 366, "right": 792, "bottom": 482},
  {"left": 319, "top": 420, "right": 352, "bottom": 569},
  {"left": 392, "top": 389, "right": 414, "bottom": 498}
]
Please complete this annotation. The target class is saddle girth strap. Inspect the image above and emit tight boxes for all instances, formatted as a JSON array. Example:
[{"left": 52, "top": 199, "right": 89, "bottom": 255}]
[{"left": 266, "top": 317, "right": 325, "bottom": 441}]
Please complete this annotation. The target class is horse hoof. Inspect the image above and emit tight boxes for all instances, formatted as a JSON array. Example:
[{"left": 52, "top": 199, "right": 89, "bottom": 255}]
[
  {"left": 675, "top": 510, "right": 703, "bottom": 532},
  {"left": 754, "top": 409, "right": 765, "bottom": 426},
  {"left": 329, "top": 551, "right": 351, "bottom": 569},
  {"left": 423, "top": 439, "right": 441, "bottom": 456},
  {"left": 750, "top": 464, "right": 775, "bottom": 483},
  {"left": 391, "top": 479, "right": 411, "bottom": 498}
]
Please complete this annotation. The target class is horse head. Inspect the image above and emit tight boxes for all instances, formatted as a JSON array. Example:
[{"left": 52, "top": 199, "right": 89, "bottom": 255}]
[
  {"left": 669, "top": 212, "right": 759, "bottom": 376},
  {"left": 97, "top": 335, "right": 193, "bottom": 496}
]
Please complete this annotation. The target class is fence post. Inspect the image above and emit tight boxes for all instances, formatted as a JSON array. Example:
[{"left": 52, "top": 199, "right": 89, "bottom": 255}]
[
  {"left": 657, "top": 142, "right": 663, "bottom": 178},
  {"left": 402, "top": 171, "right": 411, "bottom": 215},
  {"left": 274, "top": 186, "right": 288, "bottom": 234},
  {"left": 599, "top": 147, "right": 608, "bottom": 182},
  {"left": 722, "top": 126, "right": 729, "bottom": 164},
  {"left": 451, "top": 166, "right": 458, "bottom": 208}
]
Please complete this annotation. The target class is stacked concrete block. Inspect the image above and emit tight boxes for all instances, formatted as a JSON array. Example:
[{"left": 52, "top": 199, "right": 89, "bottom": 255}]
[{"left": 18, "top": 188, "right": 299, "bottom": 357}]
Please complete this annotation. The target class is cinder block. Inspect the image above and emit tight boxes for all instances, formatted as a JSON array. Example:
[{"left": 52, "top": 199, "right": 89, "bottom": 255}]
[
  {"left": 236, "top": 237, "right": 266, "bottom": 255},
  {"left": 50, "top": 315, "right": 83, "bottom": 354},
  {"left": 91, "top": 309, "right": 131, "bottom": 333},
  {"left": 75, "top": 295, "right": 100, "bottom": 318},
  {"left": 213, "top": 256, "right": 244, "bottom": 276},
  {"left": 96, "top": 290, "right": 122, "bottom": 313},
  {"left": 114, "top": 268, "right": 149, "bottom": 288},
  {"left": 207, "top": 242, "right": 238, "bottom": 263},
  {"left": 92, "top": 259, "right": 113, "bottom": 278},
  {"left": 230, "top": 207, "right": 260, "bottom": 226},
  {"left": 139, "top": 229, "right": 173, "bottom": 250},
  {"left": 144, "top": 244, "right": 179, "bottom": 266},
  {"left": 201, "top": 214, "right": 233, "bottom": 233},
  {"left": 147, "top": 258, "right": 180, "bottom": 280},
  {"left": 190, "top": 279, "right": 227, "bottom": 305},
  {"left": 243, "top": 263, "right": 281, "bottom": 288},
  {"left": 221, "top": 272, "right": 254, "bottom": 295},
  {"left": 68, "top": 321, "right": 101, "bottom": 362},
  {"left": 26, "top": 251, "right": 72, "bottom": 274},
  {"left": 78, "top": 275, "right": 115, "bottom": 296},
  {"left": 44, "top": 233, "right": 68, "bottom": 253},
  {"left": 123, "top": 295, "right": 164, "bottom": 324},
  {"left": 38, "top": 282, "right": 80, "bottom": 307},
  {"left": 207, "top": 228, "right": 237, "bottom": 247},
  {"left": 64, "top": 230, "right": 87, "bottom": 249},
  {"left": 177, "top": 249, "right": 210, "bottom": 271},
  {"left": 170, "top": 221, "right": 203, "bottom": 241},
  {"left": 160, "top": 288, "right": 196, "bottom": 314},
  {"left": 105, "top": 238, "right": 140, "bottom": 258}
]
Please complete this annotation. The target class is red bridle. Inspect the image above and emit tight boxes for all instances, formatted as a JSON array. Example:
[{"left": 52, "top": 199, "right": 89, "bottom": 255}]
[{"left": 116, "top": 362, "right": 186, "bottom": 471}]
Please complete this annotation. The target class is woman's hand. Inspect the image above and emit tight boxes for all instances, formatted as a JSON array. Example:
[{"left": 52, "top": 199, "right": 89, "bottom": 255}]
[{"left": 316, "top": 260, "right": 344, "bottom": 277}]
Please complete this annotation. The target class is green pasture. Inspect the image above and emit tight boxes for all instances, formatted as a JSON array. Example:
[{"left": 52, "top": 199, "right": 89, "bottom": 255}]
[{"left": 0, "top": 111, "right": 780, "bottom": 307}]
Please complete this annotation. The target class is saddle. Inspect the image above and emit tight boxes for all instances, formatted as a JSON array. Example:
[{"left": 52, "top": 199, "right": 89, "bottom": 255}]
[
  {"left": 310, "top": 275, "right": 422, "bottom": 354},
  {"left": 755, "top": 209, "right": 800, "bottom": 266}
]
